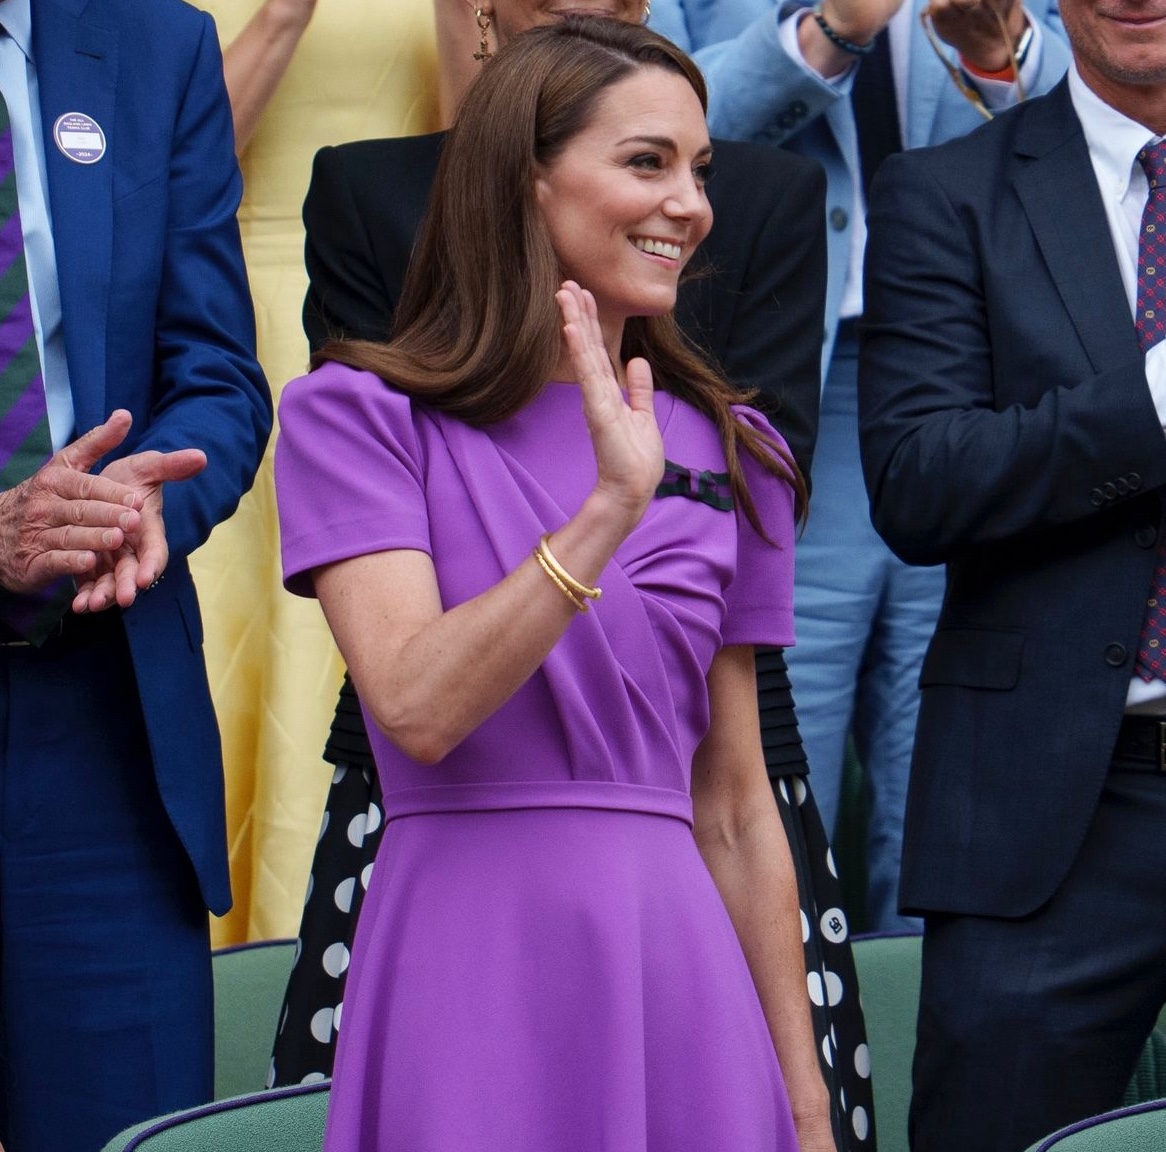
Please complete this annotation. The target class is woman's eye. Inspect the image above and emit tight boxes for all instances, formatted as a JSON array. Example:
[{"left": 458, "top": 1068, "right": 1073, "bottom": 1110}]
[
  {"left": 628, "top": 153, "right": 663, "bottom": 171},
  {"left": 694, "top": 162, "right": 713, "bottom": 186}
]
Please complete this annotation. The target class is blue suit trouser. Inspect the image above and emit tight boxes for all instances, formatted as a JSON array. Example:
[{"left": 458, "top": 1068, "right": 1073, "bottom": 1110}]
[
  {"left": 785, "top": 323, "right": 945, "bottom": 931},
  {"left": 910, "top": 768, "right": 1166, "bottom": 1151},
  {"left": 0, "top": 611, "right": 213, "bottom": 1152}
]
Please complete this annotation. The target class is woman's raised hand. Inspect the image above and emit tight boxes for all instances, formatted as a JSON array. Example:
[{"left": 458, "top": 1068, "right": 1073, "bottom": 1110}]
[{"left": 556, "top": 281, "right": 664, "bottom": 528}]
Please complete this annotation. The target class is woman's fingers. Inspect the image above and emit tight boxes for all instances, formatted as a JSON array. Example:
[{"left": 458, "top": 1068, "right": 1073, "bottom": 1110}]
[
  {"left": 624, "top": 357, "right": 655, "bottom": 415},
  {"left": 555, "top": 282, "right": 663, "bottom": 517},
  {"left": 557, "top": 281, "right": 615, "bottom": 399}
]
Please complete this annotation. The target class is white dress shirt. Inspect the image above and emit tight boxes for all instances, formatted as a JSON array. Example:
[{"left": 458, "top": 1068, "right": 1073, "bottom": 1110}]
[{"left": 1068, "top": 65, "right": 1166, "bottom": 707}]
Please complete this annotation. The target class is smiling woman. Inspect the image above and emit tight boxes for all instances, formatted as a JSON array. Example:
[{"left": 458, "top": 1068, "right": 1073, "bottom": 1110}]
[
  {"left": 533, "top": 69, "right": 713, "bottom": 336},
  {"left": 275, "top": 17, "right": 832, "bottom": 1152},
  {"left": 278, "top": 0, "right": 871, "bottom": 1145}
]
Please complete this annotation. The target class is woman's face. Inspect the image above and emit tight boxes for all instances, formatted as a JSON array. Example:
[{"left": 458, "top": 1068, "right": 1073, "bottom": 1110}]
[
  {"left": 486, "top": 0, "right": 646, "bottom": 44},
  {"left": 534, "top": 67, "right": 713, "bottom": 333}
]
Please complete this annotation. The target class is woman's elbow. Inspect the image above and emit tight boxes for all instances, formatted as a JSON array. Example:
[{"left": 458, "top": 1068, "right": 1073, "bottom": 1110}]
[{"left": 364, "top": 698, "right": 462, "bottom": 766}]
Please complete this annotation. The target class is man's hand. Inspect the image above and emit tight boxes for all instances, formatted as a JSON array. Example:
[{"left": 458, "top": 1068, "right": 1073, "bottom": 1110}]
[
  {"left": 72, "top": 443, "right": 207, "bottom": 613},
  {"left": 927, "top": 0, "right": 1027, "bottom": 73},
  {"left": 799, "top": 0, "right": 908, "bottom": 79},
  {"left": 0, "top": 409, "right": 146, "bottom": 596}
]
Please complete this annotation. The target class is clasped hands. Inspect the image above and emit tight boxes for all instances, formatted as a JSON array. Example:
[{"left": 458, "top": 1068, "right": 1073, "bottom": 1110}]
[
  {"left": 0, "top": 409, "right": 205, "bottom": 612},
  {"left": 807, "top": 0, "right": 1027, "bottom": 75}
]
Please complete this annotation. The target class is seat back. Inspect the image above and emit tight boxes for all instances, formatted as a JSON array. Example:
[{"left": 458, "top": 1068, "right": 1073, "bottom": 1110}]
[
  {"left": 1123, "top": 1026, "right": 1166, "bottom": 1107},
  {"left": 850, "top": 932, "right": 923, "bottom": 1152},
  {"left": 213, "top": 939, "right": 297, "bottom": 1099},
  {"left": 1025, "top": 1099, "right": 1166, "bottom": 1150},
  {"left": 98, "top": 1082, "right": 329, "bottom": 1152},
  {"left": 852, "top": 932, "right": 1166, "bottom": 1152}
]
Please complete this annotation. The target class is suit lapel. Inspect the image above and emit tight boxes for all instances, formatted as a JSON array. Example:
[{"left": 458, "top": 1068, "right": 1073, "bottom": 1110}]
[
  {"left": 1011, "top": 80, "right": 1140, "bottom": 373},
  {"left": 32, "top": 0, "right": 115, "bottom": 432}
]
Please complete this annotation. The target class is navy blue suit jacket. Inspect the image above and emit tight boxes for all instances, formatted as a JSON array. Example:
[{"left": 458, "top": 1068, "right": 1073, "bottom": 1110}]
[
  {"left": 859, "top": 79, "right": 1166, "bottom": 918},
  {"left": 25, "top": 0, "right": 270, "bottom": 915}
]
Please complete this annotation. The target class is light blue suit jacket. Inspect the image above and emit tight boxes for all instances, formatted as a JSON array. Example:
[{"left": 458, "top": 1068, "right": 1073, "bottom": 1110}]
[
  {"left": 24, "top": 0, "right": 271, "bottom": 915},
  {"left": 651, "top": 0, "right": 1070, "bottom": 369}
]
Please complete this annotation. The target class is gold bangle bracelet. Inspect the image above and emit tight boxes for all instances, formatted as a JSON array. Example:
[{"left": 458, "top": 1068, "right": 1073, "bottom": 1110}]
[
  {"left": 537, "top": 533, "right": 602, "bottom": 602},
  {"left": 534, "top": 546, "right": 587, "bottom": 612}
]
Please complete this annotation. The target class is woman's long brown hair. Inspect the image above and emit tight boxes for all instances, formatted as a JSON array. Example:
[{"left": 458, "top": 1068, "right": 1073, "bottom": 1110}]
[{"left": 315, "top": 17, "right": 806, "bottom": 530}]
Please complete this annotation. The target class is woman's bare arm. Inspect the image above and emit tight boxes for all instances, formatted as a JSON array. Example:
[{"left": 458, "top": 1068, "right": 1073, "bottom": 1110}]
[
  {"left": 221, "top": 0, "right": 317, "bottom": 153},
  {"left": 692, "top": 644, "right": 837, "bottom": 1152},
  {"left": 313, "top": 283, "right": 663, "bottom": 763}
]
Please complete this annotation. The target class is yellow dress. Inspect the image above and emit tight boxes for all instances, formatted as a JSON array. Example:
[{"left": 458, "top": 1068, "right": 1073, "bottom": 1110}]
[{"left": 193, "top": 0, "right": 441, "bottom": 945}]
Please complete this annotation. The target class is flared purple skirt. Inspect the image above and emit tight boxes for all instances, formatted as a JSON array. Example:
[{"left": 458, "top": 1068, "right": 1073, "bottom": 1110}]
[{"left": 323, "top": 798, "right": 798, "bottom": 1152}]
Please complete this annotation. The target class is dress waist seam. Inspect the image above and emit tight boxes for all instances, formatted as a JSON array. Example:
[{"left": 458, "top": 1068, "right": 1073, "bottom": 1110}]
[{"left": 383, "top": 780, "right": 693, "bottom": 826}]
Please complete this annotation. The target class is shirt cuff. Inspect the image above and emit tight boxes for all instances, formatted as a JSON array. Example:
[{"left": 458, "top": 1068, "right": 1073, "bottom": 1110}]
[
  {"left": 966, "top": 15, "right": 1045, "bottom": 110},
  {"left": 780, "top": 8, "right": 856, "bottom": 84}
]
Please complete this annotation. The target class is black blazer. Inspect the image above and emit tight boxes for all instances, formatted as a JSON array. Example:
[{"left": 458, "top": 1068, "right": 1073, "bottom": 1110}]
[
  {"left": 301, "top": 132, "right": 827, "bottom": 486},
  {"left": 860, "top": 79, "right": 1166, "bottom": 918}
]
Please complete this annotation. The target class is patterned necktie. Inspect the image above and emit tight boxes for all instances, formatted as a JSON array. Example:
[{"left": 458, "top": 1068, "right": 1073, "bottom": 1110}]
[
  {"left": 0, "top": 88, "right": 70, "bottom": 644},
  {"left": 1132, "top": 141, "right": 1166, "bottom": 681}
]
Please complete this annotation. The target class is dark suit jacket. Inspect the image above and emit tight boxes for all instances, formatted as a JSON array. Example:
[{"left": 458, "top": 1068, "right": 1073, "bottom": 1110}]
[
  {"left": 859, "top": 79, "right": 1166, "bottom": 919},
  {"left": 301, "top": 132, "right": 827, "bottom": 486},
  {"left": 23, "top": 0, "right": 271, "bottom": 915}
]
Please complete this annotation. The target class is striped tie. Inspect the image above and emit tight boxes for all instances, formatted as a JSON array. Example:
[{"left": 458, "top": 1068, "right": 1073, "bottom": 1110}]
[{"left": 0, "top": 88, "right": 71, "bottom": 644}]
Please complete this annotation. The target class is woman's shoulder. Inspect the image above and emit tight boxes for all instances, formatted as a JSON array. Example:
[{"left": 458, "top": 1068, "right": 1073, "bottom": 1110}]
[
  {"left": 314, "top": 133, "right": 445, "bottom": 199},
  {"left": 654, "top": 389, "right": 719, "bottom": 448},
  {"left": 656, "top": 392, "right": 791, "bottom": 462},
  {"left": 730, "top": 401, "right": 792, "bottom": 458},
  {"left": 282, "top": 358, "right": 398, "bottom": 409},
  {"left": 280, "top": 361, "right": 426, "bottom": 452}
]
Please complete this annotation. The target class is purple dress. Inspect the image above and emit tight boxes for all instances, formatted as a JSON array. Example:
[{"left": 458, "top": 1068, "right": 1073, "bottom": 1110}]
[{"left": 275, "top": 362, "right": 800, "bottom": 1152}]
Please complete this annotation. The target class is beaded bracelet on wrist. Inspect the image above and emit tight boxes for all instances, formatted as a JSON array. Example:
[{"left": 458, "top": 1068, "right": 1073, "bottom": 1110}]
[{"left": 811, "top": 4, "right": 876, "bottom": 56}]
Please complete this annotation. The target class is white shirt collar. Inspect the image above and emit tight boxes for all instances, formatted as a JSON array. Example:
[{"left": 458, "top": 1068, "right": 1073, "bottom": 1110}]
[{"left": 1069, "top": 62, "right": 1162, "bottom": 200}]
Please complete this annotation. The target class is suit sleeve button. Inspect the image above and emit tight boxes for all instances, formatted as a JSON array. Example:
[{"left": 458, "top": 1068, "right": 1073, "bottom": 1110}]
[
  {"left": 1116, "top": 478, "right": 1130, "bottom": 496},
  {"left": 1105, "top": 643, "right": 1129, "bottom": 667},
  {"left": 1129, "top": 472, "right": 1143, "bottom": 490},
  {"left": 829, "top": 207, "right": 849, "bottom": 231},
  {"left": 1137, "top": 524, "right": 1159, "bottom": 548},
  {"left": 1102, "top": 482, "right": 1118, "bottom": 499},
  {"left": 1090, "top": 488, "right": 1105, "bottom": 506},
  {"left": 792, "top": 100, "right": 808, "bottom": 117}
]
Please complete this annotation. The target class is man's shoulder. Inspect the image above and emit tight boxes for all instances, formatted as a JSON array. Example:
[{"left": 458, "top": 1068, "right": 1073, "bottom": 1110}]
[
  {"left": 73, "top": 0, "right": 210, "bottom": 37},
  {"left": 886, "top": 79, "right": 1080, "bottom": 188}
]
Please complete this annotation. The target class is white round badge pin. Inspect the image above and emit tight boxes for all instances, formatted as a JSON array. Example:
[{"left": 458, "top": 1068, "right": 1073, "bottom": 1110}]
[{"left": 52, "top": 112, "right": 106, "bottom": 165}]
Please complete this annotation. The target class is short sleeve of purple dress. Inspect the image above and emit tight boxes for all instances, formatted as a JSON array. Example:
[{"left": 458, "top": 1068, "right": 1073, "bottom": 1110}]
[{"left": 275, "top": 361, "right": 800, "bottom": 1152}]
